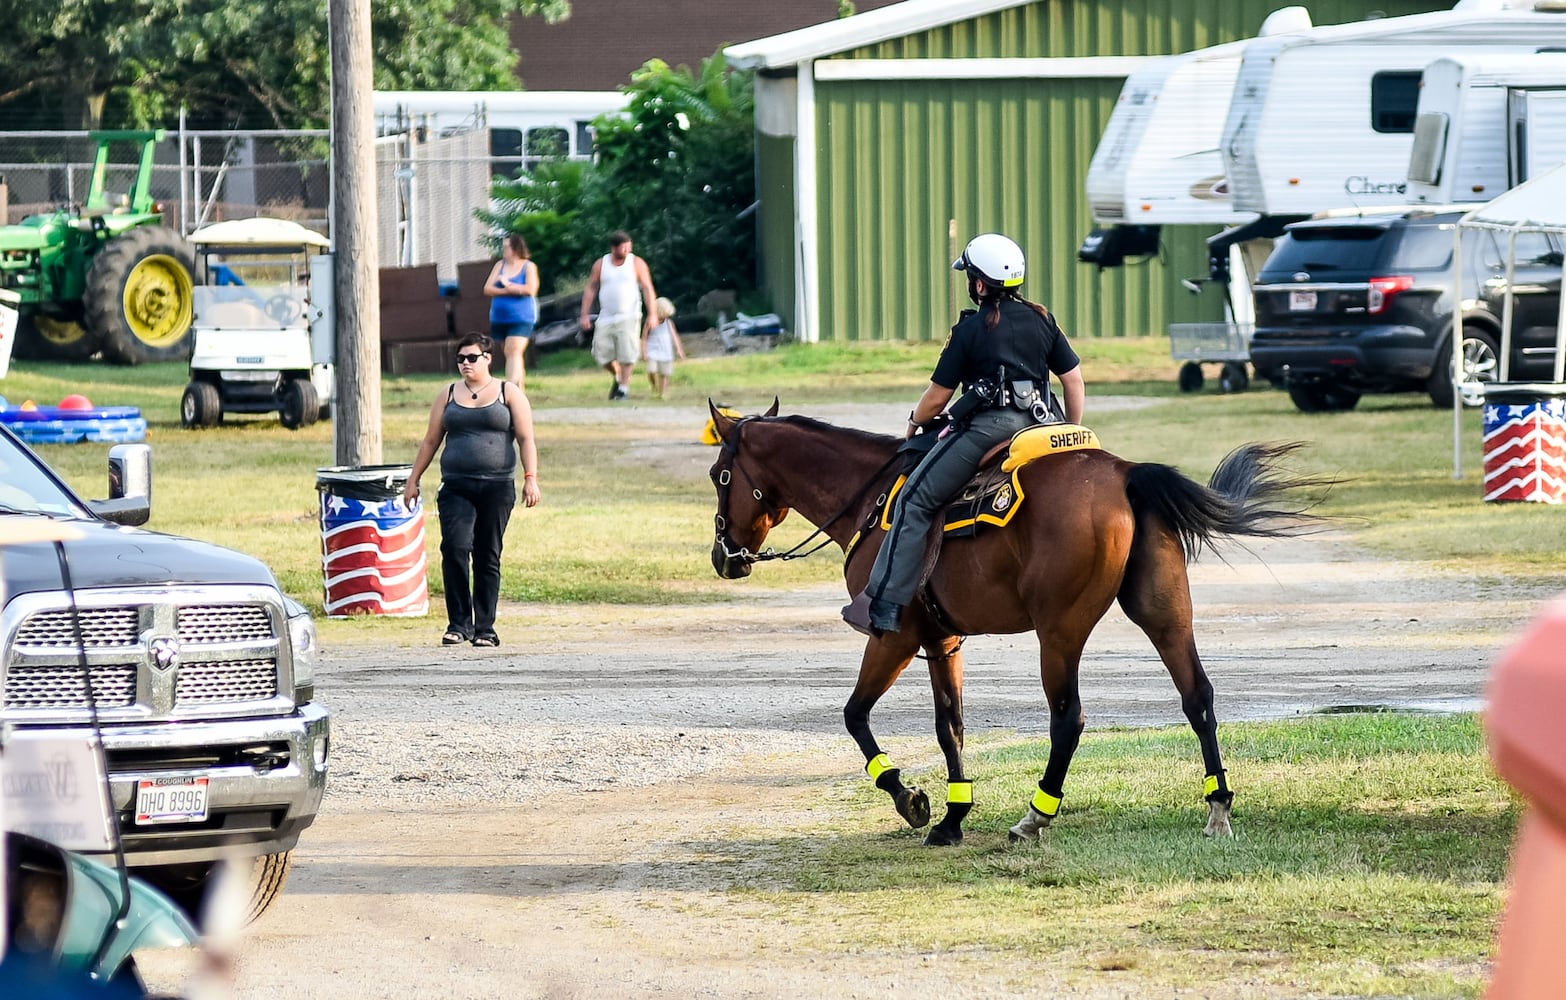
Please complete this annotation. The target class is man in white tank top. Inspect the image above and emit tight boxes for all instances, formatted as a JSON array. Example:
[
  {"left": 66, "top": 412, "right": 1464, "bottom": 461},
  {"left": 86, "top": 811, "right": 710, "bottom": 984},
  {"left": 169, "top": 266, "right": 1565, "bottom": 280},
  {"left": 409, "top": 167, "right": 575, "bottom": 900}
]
[{"left": 579, "top": 231, "right": 659, "bottom": 400}]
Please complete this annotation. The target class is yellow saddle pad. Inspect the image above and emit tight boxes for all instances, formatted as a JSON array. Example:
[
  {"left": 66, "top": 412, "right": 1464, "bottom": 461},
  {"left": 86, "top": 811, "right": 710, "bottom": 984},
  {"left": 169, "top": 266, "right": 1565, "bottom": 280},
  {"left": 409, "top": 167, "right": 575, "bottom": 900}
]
[{"left": 1000, "top": 423, "right": 1101, "bottom": 471}]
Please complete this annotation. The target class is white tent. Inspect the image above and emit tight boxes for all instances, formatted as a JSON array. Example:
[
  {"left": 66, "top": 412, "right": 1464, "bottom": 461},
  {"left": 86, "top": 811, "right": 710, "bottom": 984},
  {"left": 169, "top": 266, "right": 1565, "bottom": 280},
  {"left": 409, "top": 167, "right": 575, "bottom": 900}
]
[{"left": 1450, "top": 162, "right": 1566, "bottom": 477}]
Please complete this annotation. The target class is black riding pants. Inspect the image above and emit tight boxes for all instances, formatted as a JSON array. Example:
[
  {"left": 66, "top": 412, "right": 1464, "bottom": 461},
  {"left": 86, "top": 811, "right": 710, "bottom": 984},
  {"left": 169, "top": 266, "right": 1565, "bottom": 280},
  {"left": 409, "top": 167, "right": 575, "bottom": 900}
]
[
  {"left": 437, "top": 476, "right": 515, "bottom": 638},
  {"left": 867, "top": 407, "right": 1034, "bottom": 608}
]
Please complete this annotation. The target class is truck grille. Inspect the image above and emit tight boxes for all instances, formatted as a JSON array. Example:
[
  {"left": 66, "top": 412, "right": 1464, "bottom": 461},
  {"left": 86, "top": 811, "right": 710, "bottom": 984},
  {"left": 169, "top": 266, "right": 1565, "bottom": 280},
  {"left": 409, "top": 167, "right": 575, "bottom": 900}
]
[
  {"left": 14, "top": 608, "right": 140, "bottom": 647},
  {"left": 176, "top": 659, "right": 278, "bottom": 704},
  {"left": 4, "top": 664, "right": 138, "bottom": 709},
  {"left": 3, "top": 592, "right": 287, "bottom": 719},
  {"left": 178, "top": 605, "right": 273, "bottom": 644}
]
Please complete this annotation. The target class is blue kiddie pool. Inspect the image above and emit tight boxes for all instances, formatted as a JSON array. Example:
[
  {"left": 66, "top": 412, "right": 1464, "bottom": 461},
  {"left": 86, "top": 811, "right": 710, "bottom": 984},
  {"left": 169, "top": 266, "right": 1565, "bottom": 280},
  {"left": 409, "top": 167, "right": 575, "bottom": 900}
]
[{"left": 0, "top": 403, "right": 148, "bottom": 444}]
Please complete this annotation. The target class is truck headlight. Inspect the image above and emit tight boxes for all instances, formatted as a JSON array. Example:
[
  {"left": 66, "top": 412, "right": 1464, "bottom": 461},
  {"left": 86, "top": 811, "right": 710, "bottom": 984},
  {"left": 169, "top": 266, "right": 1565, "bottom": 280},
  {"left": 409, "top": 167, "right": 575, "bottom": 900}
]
[{"left": 283, "top": 596, "right": 317, "bottom": 703}]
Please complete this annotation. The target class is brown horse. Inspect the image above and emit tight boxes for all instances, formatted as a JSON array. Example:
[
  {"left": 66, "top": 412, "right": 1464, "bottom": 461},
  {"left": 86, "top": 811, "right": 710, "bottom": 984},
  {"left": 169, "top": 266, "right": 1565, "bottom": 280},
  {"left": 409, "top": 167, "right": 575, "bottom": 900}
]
[{"left": 707, "top": 400, "right": 1324, "bottom": 847}]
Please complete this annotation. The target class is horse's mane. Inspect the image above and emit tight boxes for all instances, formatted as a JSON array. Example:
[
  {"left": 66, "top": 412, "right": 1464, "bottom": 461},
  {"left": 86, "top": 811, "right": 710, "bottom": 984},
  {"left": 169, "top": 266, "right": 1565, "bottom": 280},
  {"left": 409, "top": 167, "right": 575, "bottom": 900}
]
[{"left": 770, "top": 413, "right": 900, "bottom": 448}]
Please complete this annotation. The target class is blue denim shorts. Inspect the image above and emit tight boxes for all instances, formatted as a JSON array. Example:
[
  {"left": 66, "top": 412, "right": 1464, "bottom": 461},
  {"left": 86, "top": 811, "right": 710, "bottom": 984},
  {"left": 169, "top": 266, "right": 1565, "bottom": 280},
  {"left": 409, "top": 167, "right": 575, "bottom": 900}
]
[{"left": 491, "top": 321, "right": 535, "bottom": 342}]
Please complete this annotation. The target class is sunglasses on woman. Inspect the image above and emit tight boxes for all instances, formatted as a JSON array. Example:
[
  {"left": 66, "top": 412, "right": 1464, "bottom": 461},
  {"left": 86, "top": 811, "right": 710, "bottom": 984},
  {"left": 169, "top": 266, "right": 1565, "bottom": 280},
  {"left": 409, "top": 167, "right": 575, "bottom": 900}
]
[{"left": 455, "top": 352, "right": 487, "bottom": 364}]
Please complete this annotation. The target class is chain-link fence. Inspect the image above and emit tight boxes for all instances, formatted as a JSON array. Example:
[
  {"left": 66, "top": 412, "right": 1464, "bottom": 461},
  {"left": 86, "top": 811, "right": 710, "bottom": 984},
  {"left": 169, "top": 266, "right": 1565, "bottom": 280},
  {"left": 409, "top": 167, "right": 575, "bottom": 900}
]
[{"left": 0, "top": 127, "right": 535, "bottom": 281}]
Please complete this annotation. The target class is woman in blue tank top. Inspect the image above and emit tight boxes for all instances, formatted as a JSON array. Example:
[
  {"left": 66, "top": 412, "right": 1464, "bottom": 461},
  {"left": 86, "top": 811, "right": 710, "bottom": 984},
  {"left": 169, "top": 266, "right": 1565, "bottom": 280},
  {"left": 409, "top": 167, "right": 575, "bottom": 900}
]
[
  {"left": 404, "top": 333, "right": 542, "bottom": 647},
  {"left": 485, "top": 233, "right": 540, "bottom": 386}
]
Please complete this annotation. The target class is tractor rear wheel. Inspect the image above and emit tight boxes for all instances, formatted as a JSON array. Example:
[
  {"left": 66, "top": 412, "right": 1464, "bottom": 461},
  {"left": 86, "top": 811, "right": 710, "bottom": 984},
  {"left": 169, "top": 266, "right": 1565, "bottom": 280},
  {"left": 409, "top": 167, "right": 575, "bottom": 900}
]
[
  {"left": 15, "top": 313, "right": 103, "bottom": 361},
  {"left": 86, "top": 226, "right": 196, "bottom": 365}
]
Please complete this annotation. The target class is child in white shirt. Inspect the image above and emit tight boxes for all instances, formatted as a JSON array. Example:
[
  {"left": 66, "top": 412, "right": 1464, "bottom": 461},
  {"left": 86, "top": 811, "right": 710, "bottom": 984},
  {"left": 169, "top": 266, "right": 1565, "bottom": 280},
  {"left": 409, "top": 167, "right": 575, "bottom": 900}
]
[{"left": 641, "top": 297, "right": 686, "bottom": 399}]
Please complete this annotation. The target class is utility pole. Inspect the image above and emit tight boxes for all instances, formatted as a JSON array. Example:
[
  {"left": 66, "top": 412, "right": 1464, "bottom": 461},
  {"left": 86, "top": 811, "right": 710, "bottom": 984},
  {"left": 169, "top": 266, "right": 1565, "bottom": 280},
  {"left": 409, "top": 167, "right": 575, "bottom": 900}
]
[{"left": 329, "top": 0, "right": 382, "bottom": 466}]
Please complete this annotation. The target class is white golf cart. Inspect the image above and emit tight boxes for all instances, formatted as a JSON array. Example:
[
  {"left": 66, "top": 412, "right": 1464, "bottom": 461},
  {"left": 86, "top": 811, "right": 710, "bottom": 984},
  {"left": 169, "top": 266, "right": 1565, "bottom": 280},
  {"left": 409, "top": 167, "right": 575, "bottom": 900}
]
[{"left": 180, "top": 218, "right": 334, "bottom": 429}]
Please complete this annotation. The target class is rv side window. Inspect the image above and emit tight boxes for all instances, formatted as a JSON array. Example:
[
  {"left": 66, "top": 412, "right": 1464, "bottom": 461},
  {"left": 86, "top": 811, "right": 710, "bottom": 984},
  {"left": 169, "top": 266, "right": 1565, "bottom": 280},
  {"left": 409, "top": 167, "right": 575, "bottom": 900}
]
[
  {"left": 1370, "top": 71, "right": 1421, "bottom": 134},
  {"left": 490, "top": 128, "right": 523, "bottom": 160},
  {"left": 575, "top": 122, "right": 595, "bottom": 158},
  {"left": 526, "top": 127, "right": 570, "bottom": 167}
]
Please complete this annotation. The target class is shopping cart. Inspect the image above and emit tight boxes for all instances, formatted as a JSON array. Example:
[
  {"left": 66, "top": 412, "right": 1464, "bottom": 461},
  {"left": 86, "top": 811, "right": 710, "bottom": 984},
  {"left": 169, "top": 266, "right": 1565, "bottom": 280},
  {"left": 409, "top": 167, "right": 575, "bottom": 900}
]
[{"left": 1168, "top": 322, "right": 1255, "bottom": 393}]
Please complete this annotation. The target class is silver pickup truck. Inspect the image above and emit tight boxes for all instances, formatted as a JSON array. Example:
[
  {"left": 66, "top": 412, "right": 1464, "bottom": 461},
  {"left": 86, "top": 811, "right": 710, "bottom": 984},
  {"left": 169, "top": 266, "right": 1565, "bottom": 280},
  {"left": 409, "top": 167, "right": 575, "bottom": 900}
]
[{"left": 0, "top": 424, "right": 329, "bottom": 924}]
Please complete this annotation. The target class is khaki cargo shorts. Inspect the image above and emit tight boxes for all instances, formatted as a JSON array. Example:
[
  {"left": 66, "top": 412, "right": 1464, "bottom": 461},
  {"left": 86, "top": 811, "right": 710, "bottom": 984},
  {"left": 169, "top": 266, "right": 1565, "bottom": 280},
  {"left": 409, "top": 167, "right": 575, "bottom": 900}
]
[{"left": 592, "top": 315, "right": 641, "bottom": 366}]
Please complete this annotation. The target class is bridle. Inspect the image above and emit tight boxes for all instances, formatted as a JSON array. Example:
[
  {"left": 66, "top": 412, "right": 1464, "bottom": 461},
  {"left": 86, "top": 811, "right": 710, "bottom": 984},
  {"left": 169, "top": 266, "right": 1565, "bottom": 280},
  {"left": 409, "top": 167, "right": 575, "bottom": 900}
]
[{"left": 713, "top": 416, "right": 899, "bottom": 566}]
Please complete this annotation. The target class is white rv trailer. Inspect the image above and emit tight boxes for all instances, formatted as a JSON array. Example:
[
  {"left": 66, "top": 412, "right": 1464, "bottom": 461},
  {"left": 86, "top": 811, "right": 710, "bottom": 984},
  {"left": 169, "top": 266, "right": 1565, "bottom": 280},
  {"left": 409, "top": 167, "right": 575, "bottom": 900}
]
[
  {"left": 1085, "top": 7, "right": 1314, "bottom": 230},
  {"left": 1220, "top": 1, "right": 1566, "bottom": 218},
  {"left": 1408, "top": 54, "right": 1566, "bottom": 205},
  {"left": 371, "top": 90, "right": 628, "bottom": 163}
]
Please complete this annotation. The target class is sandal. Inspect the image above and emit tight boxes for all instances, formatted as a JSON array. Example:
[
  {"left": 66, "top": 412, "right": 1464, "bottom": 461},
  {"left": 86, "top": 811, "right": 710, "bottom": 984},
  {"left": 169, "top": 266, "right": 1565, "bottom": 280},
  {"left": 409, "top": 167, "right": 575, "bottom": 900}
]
[
  {"left": 441, "top": 630, "right": 468, "bottom": 646},
  {"left": 471, "top": 633, "right": 500, "bottom": 648}
]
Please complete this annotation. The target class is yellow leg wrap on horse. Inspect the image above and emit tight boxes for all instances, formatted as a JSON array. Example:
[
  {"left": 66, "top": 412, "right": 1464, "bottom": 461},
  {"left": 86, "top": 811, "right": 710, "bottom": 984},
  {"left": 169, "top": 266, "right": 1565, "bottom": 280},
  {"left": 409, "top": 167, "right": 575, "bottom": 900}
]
[
  {"left": 866, "top": 754, "right": 894, "bottom": 780},
  {"left": 1204, "top": 774, "right": 1221, "bottom": 797},
  {"left": 947, "top": 781, "right": 973, "bottom": 805},
  {"left": 1031, "top": 788, "right": 1062, "bottom": 817}
]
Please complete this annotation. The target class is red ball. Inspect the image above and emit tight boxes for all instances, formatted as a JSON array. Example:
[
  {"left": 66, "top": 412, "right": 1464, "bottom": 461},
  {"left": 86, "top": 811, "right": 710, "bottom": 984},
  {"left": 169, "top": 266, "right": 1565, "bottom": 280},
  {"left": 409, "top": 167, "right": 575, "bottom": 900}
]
[{"left": 59, "top": 394, "right": 93, "bottom": 411}]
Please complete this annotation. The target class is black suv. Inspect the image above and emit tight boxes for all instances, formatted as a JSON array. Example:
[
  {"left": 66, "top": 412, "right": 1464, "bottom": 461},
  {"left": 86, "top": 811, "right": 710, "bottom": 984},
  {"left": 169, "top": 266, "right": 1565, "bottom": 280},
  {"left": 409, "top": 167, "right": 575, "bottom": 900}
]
[{"left": 1250, "top": 209, "right": 1562, "bottom": 412}]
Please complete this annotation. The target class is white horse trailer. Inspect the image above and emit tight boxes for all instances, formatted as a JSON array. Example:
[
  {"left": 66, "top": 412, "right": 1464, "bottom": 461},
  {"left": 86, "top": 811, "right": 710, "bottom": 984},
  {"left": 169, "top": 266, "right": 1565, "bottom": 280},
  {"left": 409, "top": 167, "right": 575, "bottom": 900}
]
[
  {"left": 1220, "top": 2, "right": 1566, "bottom": 219},
  {"left": 1408, "top": 54, "right": 1566, "bottom": 206}
]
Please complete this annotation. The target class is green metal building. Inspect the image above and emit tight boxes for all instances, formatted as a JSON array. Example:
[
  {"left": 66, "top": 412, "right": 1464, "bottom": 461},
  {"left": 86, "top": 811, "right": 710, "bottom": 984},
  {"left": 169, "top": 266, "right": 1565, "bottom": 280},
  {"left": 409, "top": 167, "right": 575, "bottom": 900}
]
[{"left": 725, "top": 0, "right": 1447, "bottom": 344}]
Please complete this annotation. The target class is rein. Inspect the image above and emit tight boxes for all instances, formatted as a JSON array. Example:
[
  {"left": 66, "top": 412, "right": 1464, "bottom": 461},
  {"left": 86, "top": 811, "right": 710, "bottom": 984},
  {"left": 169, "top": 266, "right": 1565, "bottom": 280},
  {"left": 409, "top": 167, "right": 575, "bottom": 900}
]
[{"left": 715, "top": 417, "right": 901, "bottom": 566}]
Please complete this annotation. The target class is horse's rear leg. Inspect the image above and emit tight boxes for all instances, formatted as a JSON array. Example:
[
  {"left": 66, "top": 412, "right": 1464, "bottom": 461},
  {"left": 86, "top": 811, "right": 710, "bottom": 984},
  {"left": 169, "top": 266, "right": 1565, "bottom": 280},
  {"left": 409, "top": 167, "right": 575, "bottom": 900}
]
[
  {"left": 1008, "top": 657, "right": 1085, "bottom": 842},
  {"left": 1119, "top": 528, "right": 1234, "bottom": 837},
  {"left": 843, "top": 636, "right": 929, "bottom": 830},
  {"left": 925, "top": 636, "right": 970, "bottom": 847}
]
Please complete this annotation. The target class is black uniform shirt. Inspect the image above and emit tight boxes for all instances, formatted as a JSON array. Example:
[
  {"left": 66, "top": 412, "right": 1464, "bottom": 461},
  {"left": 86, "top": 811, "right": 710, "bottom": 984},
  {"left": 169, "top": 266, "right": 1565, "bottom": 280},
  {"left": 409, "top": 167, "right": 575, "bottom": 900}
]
[{"left": 930, "top": 300, "right": 1080, "bottom": 392}]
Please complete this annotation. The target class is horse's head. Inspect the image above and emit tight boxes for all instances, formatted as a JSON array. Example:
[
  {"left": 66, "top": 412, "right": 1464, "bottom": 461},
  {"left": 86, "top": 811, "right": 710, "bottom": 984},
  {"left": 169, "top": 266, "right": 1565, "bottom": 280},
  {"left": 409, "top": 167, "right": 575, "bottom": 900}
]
[{"left": 708, "top": 398, "right": 789, "bottom": 579}]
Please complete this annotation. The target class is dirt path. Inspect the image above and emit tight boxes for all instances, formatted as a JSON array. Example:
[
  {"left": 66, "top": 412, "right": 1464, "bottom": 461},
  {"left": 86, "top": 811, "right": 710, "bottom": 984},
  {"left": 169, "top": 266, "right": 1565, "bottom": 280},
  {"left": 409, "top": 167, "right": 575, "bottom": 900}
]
[{"left": 139, "top": 402, "right": 1560, "bottom": 998}]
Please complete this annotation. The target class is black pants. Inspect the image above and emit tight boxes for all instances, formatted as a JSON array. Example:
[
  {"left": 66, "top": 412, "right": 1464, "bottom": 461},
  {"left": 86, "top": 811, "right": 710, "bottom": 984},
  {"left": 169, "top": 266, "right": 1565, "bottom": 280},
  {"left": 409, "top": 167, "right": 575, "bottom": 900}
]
[
  {"left": 868, "top": 407, "right": 1034, "bottom": 608},
  {"left": 437, "top": 477, "right": 515, "bottom": 638}
]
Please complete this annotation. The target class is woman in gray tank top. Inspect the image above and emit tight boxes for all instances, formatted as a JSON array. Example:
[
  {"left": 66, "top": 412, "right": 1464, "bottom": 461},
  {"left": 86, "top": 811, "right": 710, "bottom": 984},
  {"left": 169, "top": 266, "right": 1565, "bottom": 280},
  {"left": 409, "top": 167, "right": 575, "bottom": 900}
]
[{"left": 404, "top": 334, "right": 541, "bottom": 646}]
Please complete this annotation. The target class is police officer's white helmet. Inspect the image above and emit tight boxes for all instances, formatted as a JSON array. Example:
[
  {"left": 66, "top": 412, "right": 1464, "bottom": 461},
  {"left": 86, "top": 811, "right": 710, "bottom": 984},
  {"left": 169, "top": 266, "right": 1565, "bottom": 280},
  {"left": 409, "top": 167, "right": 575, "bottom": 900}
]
[{"left": 952, "top": 233, "right": 1025, "bottom": 288}]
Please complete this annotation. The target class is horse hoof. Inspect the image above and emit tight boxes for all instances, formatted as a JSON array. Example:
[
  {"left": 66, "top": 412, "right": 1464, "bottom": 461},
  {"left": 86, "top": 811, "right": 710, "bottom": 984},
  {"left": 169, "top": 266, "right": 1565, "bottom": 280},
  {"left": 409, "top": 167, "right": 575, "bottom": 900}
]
[
  {"left": 924, "top": 824, "right": 963, "bottom": 847},
  {"left": 1202, "top": 800, "right": 1234, "bottom": 838},
  {"left": 896, "top": 787, "right": 931, "bottom": 829},
  {"left": 1006, "top": 826, "right": 1035, "bottom": 844}
]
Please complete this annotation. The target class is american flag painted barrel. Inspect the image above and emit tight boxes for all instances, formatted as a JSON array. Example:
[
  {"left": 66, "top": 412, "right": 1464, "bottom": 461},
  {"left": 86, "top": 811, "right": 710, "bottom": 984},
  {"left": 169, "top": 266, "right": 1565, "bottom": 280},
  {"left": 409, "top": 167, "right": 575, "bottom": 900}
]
[
  {"left": 1482, "top": 387, "right": 1566, "bottom": 504},
  {"left": 317, "top": 465, "right": 429, "bottom": 617}
]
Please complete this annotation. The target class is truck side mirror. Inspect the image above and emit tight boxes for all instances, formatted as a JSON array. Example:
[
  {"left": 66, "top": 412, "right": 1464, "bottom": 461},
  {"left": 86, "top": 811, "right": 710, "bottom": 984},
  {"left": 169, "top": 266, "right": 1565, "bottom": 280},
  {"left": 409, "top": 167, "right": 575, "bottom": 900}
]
[{"left": 90, "top": 443, "right": 152, "bottom": 526}]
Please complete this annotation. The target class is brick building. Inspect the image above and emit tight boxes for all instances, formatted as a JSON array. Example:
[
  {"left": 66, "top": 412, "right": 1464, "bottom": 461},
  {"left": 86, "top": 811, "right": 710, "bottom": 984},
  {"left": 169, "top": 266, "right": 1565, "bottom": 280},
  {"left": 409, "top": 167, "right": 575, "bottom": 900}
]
[{"left": 510, "top": 0, "right": 902, "bottom": 91}]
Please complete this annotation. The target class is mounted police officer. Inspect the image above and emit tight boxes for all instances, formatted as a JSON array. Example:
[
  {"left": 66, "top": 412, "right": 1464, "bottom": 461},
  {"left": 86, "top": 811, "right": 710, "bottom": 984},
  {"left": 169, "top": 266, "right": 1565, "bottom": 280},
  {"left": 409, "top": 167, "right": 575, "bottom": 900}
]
[{"left": 851, "top": 233, "right": 1086, "bottom": 636}]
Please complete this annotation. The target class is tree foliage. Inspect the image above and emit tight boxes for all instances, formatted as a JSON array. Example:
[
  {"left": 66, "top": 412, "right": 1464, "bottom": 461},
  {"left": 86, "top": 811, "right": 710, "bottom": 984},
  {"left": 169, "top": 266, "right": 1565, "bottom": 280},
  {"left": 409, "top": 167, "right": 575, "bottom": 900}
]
[
  {"left": 483, "top": 52, "right": 757, "bottom": 313},
  {"left": 0, "top": 0, "right": 570, "bottom": 129}
]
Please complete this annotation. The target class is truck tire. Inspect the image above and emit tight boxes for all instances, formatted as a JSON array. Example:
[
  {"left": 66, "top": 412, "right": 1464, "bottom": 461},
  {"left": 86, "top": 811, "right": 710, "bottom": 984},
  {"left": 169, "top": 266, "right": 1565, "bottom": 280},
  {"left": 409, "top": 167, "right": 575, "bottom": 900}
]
[
  {"left": 86, "top": 226, "right": 196, "bottom": 366},
  {"left": 1428, "top": 325, "right": 1499, "bottom": 408},
  {"left": 280, "top": 378, "right": 320, "bottom": 429},
  {"left": 141, "top": 851, "right": 294, "bottom": 930},
  {"left": 16, "top": 313, "right": 103, "bottom": 361},
  {"left": 180, "top": 381, "right": 223, "bottom": 428}
]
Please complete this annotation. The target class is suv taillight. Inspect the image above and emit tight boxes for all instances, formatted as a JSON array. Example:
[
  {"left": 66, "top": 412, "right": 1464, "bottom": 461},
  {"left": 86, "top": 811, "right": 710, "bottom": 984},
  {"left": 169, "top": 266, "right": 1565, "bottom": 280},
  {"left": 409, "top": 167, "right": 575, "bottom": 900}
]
[{"left": 1367, "top": 275, "right": 1415, "bottom": 315}]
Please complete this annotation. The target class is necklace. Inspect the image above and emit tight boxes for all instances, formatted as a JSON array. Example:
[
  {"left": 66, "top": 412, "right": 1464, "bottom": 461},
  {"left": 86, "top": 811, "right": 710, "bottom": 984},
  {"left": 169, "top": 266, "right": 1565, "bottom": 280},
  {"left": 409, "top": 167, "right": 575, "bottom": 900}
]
[{"left": 467, "top": 378, "right": 492, "bottom": 401}]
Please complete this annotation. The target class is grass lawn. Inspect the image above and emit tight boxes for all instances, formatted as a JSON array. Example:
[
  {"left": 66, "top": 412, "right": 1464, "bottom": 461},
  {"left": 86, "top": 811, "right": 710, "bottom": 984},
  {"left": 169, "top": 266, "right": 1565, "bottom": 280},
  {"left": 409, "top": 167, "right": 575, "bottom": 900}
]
[{"left": 745, "top": 713, "right": 1514, "bottom": 998}]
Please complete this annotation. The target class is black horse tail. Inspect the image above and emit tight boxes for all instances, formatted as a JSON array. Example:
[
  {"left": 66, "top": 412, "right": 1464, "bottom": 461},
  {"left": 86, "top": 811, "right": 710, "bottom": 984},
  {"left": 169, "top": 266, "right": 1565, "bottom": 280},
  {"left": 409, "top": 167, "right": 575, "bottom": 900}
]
[{"left": 1125, "top": 442, "right": 1331, "bottom": 562}]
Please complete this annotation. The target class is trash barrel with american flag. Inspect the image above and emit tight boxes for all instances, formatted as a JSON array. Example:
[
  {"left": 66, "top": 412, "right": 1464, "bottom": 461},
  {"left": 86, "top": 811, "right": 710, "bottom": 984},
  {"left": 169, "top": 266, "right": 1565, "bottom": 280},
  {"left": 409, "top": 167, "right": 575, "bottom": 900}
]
[
  {"left": 1481, "top": 385, "right": 1566, "bottom": 504},
  {"left": 317, "top": 465, "right": 429, "bottom": 617}
]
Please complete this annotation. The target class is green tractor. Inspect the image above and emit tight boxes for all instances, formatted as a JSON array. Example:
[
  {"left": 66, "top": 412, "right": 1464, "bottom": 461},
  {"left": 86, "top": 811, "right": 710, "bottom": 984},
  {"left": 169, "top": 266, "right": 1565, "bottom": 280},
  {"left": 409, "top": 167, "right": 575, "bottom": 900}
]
[{"left": 0, "top": 129, "right": 195, "bottom": 365}]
